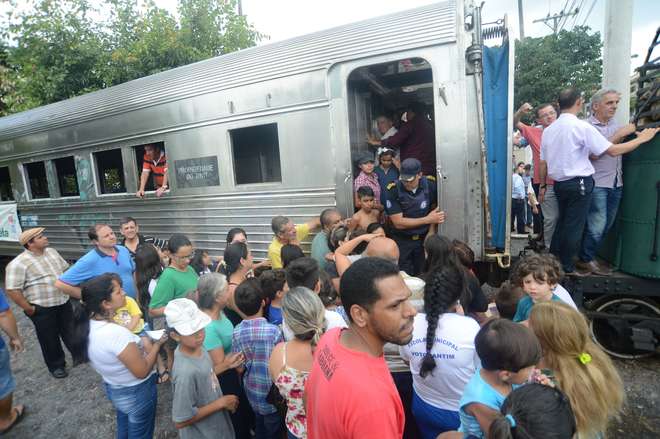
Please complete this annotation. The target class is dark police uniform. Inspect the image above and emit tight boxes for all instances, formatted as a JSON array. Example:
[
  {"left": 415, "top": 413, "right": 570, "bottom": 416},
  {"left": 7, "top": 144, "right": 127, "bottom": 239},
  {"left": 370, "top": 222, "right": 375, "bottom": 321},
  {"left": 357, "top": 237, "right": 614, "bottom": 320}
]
[{"left": 385, "top": 175, "right": 437, "bottom": 276}]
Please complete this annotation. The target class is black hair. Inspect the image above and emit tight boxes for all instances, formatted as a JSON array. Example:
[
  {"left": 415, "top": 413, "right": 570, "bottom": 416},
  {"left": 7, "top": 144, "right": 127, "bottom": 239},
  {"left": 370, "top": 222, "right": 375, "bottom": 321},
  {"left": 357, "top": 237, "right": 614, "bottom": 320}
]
[
  {"left": 281, "top": 244, "right": 305, "bottom": 268},
  {"left": 74, "top": 273, "right": 123, "bottom": 363},
  {"left": 167, "top": 233, "right": 192, "bottom": 254},
  {"left": 220, "top": 242, "right": 249, "bottom": 278},
  {"left": 271, "top": 216, "right": 290, "bottom": 235},
  {"left": 558, "top": 87, "right": 581, "bottom": 110},
  {"left": 318, "top": 270, "right": 339, "bottom": 307},
  {"left": 406, "top": 101, "right": 426, "bottom": 115},
  {"left": 419, "top": 265, "right": 465, "bottom": 378},
  {"left": 495, "top": 281, "right": 525, "bottom": 320},
  {"left": 119, "top": 217, "right": 137, "bottom": 228},
  {"left": 366, "top": 222, "right": 384, "bottom": 234},
  {"left": 357, "top": 186, "right": 375, "bottom": 199},
  {"left": 476, "top": 318, "right": 541, "bottom": 372},
  {"left": 524, "top": 164, "right": 531, "bottom": 171},
  {"left": 320, "top": 208, "right": 341, "bottom": 229},
  {"left": 489, "top": 384, "right": 576, "bottom": 439},
  {"left": 339, "top": 257, "right": 400, "bottom": 323},
  {"left": 328, "top": 225, "right": 349, "bottom": 252},
  {"left": 350, "top": 229, "right": 369, "bottom": 254},
  {"left": 286, "top": 257, "right": 320, "bottom": 290},
  {"left": 234, "top": 277, "right": 264, "bottom": 316},
  {"left": 134, "top": 244, "right": 163, "bottom": 314},
  {"left": 452, "top": 239, "right": 475, "bottom": 269},
  {"left": 88, "top": 224, "right": 110, "bottom": 241},
  {"left": 423, "top": 235, "right": 460, "bottom": 279},
  {"left": 516, "top": 161, "right": 525, "bottom": 168},
  {"left": 226, "top": 227, "right": 247, "bottom": 244},
  {"left": 259, "top": 269, "right": 287, "bottom": 301},
  {"left": 534, "top": 103, "right": 557, "bottom": 119},
  {"left": 190, "top": 249, "right": 210, "bottom": 275}
]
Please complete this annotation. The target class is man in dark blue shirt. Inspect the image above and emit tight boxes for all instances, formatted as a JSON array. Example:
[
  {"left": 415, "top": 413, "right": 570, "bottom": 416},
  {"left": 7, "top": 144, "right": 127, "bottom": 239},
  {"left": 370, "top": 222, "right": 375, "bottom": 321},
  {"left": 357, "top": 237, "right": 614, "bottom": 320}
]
[{"left": 385, "top": 158, "right": 445, "bottom": 275}]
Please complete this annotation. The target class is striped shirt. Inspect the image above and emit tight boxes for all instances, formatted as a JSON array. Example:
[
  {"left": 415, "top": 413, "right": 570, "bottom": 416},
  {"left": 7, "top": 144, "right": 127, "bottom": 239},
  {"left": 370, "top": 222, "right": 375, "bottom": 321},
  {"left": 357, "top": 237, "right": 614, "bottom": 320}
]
[
  {"left": 231, "top": 317, "right": 283, "bottom": 415},
  {"left": 5, "top": 247, "right": 70, "bottom": 307},
  {"left": 354, "top": 171, "right": 381, "bottom": 202},
  {"left": 142, "top": 151, "right": 168, "bottom": 187}
]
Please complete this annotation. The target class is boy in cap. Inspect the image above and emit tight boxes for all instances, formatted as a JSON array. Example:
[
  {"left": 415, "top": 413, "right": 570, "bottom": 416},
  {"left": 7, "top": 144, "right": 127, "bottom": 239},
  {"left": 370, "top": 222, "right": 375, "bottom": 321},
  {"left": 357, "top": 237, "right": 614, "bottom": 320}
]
[
  {"left": 353, "top": 151, "right": 381, "bottom": 210},
  {"left": 166, "top": 298, "right": 238, "bottom": 439}
]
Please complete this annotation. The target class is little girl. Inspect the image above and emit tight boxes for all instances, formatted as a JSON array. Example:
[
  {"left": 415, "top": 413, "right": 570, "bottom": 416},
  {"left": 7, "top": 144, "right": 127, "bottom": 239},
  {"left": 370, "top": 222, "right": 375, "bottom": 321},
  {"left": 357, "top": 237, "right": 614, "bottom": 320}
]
[
  {"left": 488, "top": 383, "right": 576, "bottom": 439},
  {"left": 529, "top": 301, "right": 624, "bottom": 438},
  {"left": 457, "top": 319, "right": 541, "bottom": 438}
]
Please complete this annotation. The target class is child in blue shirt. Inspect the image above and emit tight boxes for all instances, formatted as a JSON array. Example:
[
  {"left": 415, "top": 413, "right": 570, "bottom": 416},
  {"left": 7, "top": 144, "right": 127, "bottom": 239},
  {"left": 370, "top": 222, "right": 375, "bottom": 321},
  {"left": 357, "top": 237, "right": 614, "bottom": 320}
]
[
  {"left": 259, "top": 269, "right": 286, "bottom": 326},
  {"left": 512, "top": 253, "right": 564, "bottom": 323},
  {"left": 458, "top": 319, "right": 541, "bottom": 438}
]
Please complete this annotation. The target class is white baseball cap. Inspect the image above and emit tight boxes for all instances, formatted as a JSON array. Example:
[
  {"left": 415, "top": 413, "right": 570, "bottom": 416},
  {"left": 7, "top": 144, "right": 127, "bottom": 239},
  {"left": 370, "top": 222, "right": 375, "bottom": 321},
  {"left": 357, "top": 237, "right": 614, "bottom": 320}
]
[{"left": 164, "top": 298, "right": 211, "bottom": 336}]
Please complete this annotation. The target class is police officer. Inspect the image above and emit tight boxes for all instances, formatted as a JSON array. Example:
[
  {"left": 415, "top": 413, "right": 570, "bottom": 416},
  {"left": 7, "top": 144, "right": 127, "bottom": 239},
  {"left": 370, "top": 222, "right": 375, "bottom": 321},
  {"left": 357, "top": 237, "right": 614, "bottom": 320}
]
[{"left": 385, "top": 158, "right": 445, "bottom": 275}]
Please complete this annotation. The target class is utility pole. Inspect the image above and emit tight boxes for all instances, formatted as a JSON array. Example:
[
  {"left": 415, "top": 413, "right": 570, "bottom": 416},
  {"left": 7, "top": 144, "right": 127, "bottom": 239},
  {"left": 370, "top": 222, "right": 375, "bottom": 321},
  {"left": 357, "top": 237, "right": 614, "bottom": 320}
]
[
  {"left": 533, "top": 8, "right": 579, "bottom": 34},
  {"left": 602, "top": 0, "right": 634, "bottom": 125},
  {"left": 237, "top": 0, "right": 243, "bottom": 16},
  {"left": 517, "top": 0, "right": 525, "bottom": 39}
]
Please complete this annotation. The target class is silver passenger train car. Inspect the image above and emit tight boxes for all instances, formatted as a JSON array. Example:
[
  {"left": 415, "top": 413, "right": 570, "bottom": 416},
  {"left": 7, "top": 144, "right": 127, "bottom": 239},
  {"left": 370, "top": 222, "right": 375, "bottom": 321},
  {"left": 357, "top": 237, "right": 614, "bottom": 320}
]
[{"left": 0, "top": 0, "right": 513, "bottom": 261}]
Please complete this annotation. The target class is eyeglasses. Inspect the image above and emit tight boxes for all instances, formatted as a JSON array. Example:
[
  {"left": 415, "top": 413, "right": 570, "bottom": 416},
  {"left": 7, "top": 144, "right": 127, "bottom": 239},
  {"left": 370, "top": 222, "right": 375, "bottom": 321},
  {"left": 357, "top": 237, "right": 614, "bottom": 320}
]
[{"left": 173, "top": 253, "right": 194, "bottom": 260}]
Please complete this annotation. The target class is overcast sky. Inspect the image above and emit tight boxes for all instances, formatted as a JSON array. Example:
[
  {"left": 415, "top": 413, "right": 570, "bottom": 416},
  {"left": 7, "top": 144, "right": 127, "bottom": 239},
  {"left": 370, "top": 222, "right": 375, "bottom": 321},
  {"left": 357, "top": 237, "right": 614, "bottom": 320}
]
[{"left": 153, "top": 0, "right": 658, "bottom": 73}]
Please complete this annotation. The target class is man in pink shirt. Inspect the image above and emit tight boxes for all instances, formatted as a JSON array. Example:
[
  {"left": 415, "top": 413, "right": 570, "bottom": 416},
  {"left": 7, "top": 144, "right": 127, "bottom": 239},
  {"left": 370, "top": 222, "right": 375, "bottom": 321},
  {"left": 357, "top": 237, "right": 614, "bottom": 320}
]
[
  {"left": 306, "top": 257, "right": 417, "bottom": 439},
  {"left": 514, "top": 102, "right": 558, "bottom": 247}
]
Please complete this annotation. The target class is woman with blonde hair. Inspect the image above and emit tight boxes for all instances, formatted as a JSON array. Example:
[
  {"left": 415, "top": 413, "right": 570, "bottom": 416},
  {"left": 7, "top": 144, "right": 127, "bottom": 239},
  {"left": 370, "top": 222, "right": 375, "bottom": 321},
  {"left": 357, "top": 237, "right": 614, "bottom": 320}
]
[
  {"left": 269, "top": 286, "right": 327, "bottom": 439},
  {"left": 529, "top": 301, "right": 624, "bottom": 438}
]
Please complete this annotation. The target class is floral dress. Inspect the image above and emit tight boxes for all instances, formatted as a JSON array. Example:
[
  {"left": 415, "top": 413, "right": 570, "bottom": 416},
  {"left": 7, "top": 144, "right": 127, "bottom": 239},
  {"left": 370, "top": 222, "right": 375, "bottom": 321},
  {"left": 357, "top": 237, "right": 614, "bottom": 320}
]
[{"left": 274, "top": 343, "right": 310, "bottom": 438}]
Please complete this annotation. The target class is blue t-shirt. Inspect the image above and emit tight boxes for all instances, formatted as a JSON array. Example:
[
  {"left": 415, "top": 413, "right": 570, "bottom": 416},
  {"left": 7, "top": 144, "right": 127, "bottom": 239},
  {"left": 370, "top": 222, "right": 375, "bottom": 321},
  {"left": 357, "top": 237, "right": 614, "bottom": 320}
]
[
  {"left": 0, "top": 289, "right": 9, "bottom": 349},
  {"left": 513, "top": 294, "right": 562, "bottom": 322},
  {"left": 267, "top": 305, "right": 283, "bottom": 326},
  {"left": 459, "top": 369, "right": 518, "bottom": 438},
  {"left": 59, "top": 246, "right": 136, "bottom": 298}
]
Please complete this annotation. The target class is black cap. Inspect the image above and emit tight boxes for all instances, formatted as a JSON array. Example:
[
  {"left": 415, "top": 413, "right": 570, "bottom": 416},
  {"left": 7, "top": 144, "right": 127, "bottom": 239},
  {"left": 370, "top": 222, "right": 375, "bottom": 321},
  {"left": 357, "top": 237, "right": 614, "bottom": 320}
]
[
  {"left": 399, "top": 158, "right": 422, "bottom": 181},
  {"left": 355, "top": 151, "right": 376, "bottom": 166}
]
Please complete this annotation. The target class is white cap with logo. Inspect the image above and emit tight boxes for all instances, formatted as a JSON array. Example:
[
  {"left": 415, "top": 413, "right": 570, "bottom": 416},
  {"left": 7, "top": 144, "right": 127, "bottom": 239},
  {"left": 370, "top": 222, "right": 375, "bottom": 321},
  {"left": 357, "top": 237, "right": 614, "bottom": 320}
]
[{"left": 164, "top": 298, "right": 211, "bottom": 336}]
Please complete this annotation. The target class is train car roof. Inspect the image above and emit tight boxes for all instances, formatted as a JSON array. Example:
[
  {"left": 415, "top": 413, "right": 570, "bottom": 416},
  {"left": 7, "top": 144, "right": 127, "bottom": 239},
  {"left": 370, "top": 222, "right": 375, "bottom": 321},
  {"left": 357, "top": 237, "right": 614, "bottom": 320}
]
[{"left": 0, "top": 1, "right": 456, "bottom": 141}]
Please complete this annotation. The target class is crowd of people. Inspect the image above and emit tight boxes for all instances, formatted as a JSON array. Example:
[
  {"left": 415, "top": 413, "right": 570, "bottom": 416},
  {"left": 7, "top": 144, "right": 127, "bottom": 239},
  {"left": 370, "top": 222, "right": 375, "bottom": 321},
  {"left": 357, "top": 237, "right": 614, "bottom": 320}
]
[{"left": 0, "top": 86, "right": 655, "bottom": 438}]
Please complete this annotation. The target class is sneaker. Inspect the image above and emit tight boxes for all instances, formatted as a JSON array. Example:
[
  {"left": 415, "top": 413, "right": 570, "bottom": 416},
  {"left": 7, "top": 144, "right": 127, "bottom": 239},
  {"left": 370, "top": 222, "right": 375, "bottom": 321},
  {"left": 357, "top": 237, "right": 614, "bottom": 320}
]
[
  {"left": 575, "top": 260, "right": 592, "bottom": 274},
  {"left": 51, "top": 368, "right": 68, "bottom": 379}
]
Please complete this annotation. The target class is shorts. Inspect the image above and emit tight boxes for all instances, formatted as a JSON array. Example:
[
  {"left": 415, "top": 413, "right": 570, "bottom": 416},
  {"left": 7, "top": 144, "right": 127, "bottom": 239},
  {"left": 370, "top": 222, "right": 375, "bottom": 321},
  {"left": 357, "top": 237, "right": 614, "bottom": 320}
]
[{"left": 0, "top": 345, "right": 16, "bottom": 399}]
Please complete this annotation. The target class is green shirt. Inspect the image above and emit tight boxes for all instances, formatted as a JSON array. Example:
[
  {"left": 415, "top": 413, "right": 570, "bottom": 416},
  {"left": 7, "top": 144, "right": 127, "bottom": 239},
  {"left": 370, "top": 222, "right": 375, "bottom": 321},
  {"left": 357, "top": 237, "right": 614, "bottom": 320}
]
[
  {"left": 311, "top": 231, "right": 330, "bottom": 267},
  {"left": 203, "top": 313, "right": 234, "bottom": 353},
  {"left": 149, "top": 266, "right": 199, "bottom": 309},
  {"left": 513, "top": 294, "right": 562, "bottom": 322}
]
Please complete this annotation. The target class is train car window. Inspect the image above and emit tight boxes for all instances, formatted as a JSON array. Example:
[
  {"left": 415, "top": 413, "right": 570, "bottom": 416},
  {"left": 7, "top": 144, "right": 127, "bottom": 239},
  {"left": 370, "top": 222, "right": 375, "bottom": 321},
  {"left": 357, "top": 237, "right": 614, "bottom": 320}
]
[
  {"left": 24, "top": 161, "right": 50, "bottom": 199},
  {"left": 230, "top": 123, "right": 282, "bottom": 185},
  {"left": 133, "top": 142, "right": 166, "bottom": 192},
  {"left": 94, "top": 149, "right": 127, "bottom": 194},
  {"left": 53, "top": 156, "right": 80, "bottom": 197},
  {"left": 0, "top": 167, "right": 13, "bottom": 201}
]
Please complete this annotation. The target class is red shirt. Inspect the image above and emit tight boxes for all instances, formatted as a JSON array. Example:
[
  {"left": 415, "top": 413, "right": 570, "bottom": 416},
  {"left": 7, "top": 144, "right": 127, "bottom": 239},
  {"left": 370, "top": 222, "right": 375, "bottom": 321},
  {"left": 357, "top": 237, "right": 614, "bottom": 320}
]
[
  {"left": 142, "top": 152, "right": 168, "bottom": 187},
  {"left": 306, "top": 328, "right": 405, "bottom": 439},
  {"left": 518, "top": 123, "right": 554, "bottom": 185},
  {"left": 383, "top": 116, "right": 436, "bottom": 176}
]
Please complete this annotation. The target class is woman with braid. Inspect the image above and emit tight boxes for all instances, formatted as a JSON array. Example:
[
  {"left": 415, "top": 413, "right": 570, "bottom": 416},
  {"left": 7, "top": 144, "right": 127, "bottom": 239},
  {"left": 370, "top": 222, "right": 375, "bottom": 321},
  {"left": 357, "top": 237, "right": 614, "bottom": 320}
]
[{"left": 399, "top": 265, "right": 480, "bottom": 439}]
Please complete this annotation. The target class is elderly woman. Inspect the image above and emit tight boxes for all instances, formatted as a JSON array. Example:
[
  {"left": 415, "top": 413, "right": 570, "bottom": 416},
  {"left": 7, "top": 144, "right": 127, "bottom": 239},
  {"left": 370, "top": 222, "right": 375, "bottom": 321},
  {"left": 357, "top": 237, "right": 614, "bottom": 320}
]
[{"left": 197, "top": 273, "right": 252, "bottom": 439}]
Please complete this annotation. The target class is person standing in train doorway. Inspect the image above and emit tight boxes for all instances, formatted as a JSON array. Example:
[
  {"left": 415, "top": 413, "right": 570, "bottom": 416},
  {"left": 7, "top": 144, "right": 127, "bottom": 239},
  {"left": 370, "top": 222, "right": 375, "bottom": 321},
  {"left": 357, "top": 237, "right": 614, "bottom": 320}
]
[
  {"left": 385, "top": 158, "right": 446, "bottom": 276},
  {"left": 136, "top": 143, "right": 168, "bottom": 198}
]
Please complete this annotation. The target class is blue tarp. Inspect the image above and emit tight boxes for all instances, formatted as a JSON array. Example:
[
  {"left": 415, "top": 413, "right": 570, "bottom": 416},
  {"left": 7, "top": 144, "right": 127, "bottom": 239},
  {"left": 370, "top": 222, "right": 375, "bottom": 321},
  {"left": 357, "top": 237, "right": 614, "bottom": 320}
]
[{"left": 482, "top": 42, "right": 509, "bottom": 249}]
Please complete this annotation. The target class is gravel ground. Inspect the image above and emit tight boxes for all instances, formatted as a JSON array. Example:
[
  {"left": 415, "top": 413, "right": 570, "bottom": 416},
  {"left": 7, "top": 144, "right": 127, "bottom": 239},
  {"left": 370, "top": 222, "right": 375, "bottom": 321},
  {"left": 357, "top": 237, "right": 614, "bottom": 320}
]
[{"left": 1, "top": 246, "right": 659, "bottom": 438}]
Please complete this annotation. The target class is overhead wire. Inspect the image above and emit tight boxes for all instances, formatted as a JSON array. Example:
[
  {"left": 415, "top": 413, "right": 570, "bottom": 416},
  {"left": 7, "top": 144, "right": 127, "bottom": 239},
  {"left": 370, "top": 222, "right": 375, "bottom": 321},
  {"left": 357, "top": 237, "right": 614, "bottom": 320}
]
[{"left": 581, "top": 0, "right": 598, "bottom": 27}]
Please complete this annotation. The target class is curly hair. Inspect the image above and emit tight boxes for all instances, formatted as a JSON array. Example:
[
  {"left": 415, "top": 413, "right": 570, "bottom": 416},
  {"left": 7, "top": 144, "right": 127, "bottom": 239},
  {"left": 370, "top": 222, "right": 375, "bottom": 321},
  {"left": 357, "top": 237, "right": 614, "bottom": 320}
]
[
  {"left": 419, "top": 265, "right": 465, "bottom": 378},
  {"left": 512, "top": 253, "right": 563, "bottom": 287}
]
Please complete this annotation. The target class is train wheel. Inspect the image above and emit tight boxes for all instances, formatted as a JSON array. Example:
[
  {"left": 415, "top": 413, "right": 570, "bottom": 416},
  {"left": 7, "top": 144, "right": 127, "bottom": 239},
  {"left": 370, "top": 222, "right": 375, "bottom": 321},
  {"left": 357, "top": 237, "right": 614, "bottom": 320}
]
[{"left": 588, "top": 295, "right": 660, "bottom": 359}]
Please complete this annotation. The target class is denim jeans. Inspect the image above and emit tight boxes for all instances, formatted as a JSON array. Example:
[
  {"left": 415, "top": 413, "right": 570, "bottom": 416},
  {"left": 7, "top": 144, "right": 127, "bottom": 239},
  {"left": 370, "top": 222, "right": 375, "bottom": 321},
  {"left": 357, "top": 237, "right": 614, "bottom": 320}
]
[
  {"left": 103, "top": 374, "right": 157, "bottom": 439},
  {"left": 551, "top": 176, "right": 594, "bottom": 272},
  {"left": 511, "top": 198, "right": 526, "bottom": 233},
  {"left": 579, "top": 185, "right": 623, "bottom": 262},
  {"left": 255, "top": 412, "right": 283, "bottom": 439}
]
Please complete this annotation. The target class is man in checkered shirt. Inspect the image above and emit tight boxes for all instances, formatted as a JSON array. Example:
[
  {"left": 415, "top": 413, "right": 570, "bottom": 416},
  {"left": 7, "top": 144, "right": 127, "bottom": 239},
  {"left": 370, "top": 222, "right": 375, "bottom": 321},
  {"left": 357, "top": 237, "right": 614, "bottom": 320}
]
[{"left": 4, "top": 227, "right": 76, "bottom": 379}]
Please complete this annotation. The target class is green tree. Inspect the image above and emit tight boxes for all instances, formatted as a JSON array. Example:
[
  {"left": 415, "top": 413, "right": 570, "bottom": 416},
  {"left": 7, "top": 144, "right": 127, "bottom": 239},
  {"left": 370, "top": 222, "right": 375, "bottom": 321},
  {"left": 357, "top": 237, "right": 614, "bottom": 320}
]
[
  {"left": 2, "top": 0, "right": 263, "bottom": 114},
  {"left": 514, "top": 26, "right": 602, "bottom": 112}
]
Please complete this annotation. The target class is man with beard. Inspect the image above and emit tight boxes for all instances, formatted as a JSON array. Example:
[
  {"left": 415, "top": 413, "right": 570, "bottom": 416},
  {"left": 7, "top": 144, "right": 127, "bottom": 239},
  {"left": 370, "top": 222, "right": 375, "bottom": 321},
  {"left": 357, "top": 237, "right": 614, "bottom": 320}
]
[{"left": 306, "top": 257, "right": 417, "bottom": 439}]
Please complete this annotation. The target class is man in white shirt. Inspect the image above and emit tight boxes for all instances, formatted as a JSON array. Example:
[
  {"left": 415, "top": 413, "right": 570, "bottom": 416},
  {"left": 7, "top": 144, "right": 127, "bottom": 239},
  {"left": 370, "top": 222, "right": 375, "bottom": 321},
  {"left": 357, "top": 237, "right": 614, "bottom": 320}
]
[{"left": 540, "top": 87, "right": 658, "bottom": 274}]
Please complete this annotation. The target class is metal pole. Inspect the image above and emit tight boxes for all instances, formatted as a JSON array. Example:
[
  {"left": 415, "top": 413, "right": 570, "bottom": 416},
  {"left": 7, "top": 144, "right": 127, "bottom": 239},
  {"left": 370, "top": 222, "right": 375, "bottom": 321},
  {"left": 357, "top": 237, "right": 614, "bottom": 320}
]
[
  {"left": 517, "top": 0, "right": 525, "bottom": 39},
  {"left": 602, "top": 0, "right": 633, "bottom": 125},
  {"left": 237, "top": 0, "right": 243, "bottom": 16}
]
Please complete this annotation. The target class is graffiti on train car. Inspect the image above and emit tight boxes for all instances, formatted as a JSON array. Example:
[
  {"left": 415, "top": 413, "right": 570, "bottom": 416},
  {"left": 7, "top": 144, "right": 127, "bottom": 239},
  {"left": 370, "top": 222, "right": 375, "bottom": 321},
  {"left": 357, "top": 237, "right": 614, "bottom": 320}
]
[{"left": 76, "top": 156, "right": 95, "bottom": 201}]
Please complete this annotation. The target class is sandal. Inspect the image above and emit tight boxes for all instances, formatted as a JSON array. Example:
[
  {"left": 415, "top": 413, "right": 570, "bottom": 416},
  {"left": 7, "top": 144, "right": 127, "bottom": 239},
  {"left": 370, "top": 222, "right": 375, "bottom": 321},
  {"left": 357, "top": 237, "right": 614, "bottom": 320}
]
[
  {"left": 157, "top": 370, "right": 170, "bottom": 384},
  {"left": 0, "top": 404, "right": 26, "bottom": 435}
]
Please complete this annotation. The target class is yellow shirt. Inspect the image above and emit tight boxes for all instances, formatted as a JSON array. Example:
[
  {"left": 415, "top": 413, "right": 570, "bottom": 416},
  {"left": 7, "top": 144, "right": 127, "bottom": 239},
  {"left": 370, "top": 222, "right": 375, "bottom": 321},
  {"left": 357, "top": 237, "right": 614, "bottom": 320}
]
[
  {"left": 267, "top": 223, "right": 311, "bottom": 269},
  {"left": 113, "top": 296, "right": 145, "bottom": 334}
]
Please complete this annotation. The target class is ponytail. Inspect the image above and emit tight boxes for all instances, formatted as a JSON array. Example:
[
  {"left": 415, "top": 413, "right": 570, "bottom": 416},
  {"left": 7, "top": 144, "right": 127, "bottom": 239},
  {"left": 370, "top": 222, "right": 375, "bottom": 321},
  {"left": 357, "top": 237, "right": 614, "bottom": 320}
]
[{"left": 419, "top": 265, "right": 464, "bottom": 378}]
